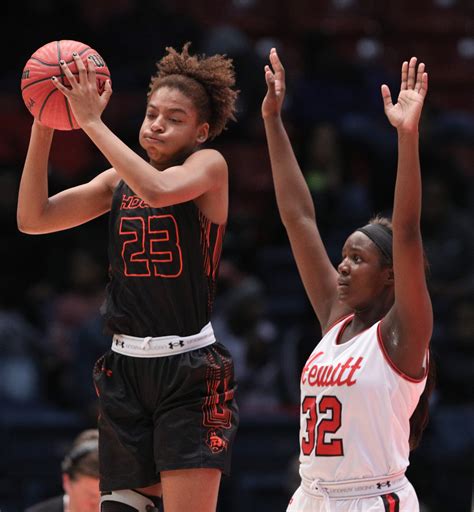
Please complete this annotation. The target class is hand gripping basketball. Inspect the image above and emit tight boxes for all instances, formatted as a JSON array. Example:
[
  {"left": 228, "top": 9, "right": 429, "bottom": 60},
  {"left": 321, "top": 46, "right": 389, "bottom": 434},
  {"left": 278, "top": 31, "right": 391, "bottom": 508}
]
[{"left": 21, "top": 40, "right": 111, "bottom": 130}]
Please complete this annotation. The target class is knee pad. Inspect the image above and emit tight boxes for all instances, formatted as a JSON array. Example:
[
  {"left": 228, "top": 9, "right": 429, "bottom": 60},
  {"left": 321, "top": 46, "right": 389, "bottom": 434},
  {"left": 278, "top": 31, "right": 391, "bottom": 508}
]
[{"left": 101, "top": 490, "right": 162, "bottom": 512}]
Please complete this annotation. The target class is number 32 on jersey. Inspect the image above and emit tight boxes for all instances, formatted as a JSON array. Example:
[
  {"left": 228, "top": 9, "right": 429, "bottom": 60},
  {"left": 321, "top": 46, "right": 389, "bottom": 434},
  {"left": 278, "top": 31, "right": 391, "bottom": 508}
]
[{"left": 302, "top": 395, "right": 344, "bottom": 456}]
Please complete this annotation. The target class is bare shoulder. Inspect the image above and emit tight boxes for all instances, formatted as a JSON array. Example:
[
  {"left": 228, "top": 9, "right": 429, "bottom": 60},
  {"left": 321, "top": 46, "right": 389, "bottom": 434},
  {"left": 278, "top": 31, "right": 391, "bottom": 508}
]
[
  {"left": 189, "top": 150, "right": 228, "bottom": 223},
  {"left": 379, "top": 303, "right": 432, "bottom": 379},
  {"left": 185, "top": 148, "right": 228, "bottom": 171},
  {"left": 184, "top": 149, "right": 228, "bottom": 194}
]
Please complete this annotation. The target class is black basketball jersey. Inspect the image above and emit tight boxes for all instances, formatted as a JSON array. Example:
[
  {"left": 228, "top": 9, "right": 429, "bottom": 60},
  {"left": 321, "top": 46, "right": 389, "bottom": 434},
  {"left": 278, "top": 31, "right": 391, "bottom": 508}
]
[{"left": 102, "top": 180, "right": 225, "bottom": 337}]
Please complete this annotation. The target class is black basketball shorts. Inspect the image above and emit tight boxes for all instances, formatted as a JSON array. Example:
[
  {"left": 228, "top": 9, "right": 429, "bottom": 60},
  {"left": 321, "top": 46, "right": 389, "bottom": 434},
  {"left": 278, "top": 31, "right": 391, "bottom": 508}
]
[{"left": 92, "top": 342, "right": 239, "bottom": 491}]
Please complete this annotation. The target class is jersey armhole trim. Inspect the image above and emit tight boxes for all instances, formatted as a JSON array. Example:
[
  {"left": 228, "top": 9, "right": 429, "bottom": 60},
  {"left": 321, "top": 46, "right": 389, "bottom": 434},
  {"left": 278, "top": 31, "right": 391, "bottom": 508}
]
[
  {"left": 376, "top": 322, "right": 428, "bottom": 383},
  {"left": 323, "top": 313, "right": 354, "bottom": 336},
  {"left": 194, "top": 202, "right": 227, "bottom": 228}
]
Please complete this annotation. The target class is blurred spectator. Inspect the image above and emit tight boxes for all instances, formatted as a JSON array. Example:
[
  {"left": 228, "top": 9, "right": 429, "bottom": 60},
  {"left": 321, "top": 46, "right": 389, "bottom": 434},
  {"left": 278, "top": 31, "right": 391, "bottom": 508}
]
[
  {"left": 25, "top": 428, "right": 100, "bottom": 512},
  {"left": 0, "top": 310, "right": 46, "bottom": 405},
  {"left": 202, "top": 23, "right": 268, "bottom": 138},
  {"left": 40, "top": 248, "right": 108, "bottom": 412},
  {"left": 429, "top": 111, "right": 474, "bottom": 215},
  {"left": 213, "top": 259, "right": 281, "bottom": 412},
  {"left": 68, "top": 311, "right": 111, "bottom": 422},
  {"left": 278, "top": 301, "right": 322, "bottom": 408},
  {"left": 412, "top": 295, "right": 474, "bottom": 512},
  {"left": 290, "top": 30, "right": 367, "bottom": 127},
  {"left": 421, "top": 174, "right": 474, "bottom": 318},
  {"left": 301, "top": 122, "right": 343, "bottom": 236}
]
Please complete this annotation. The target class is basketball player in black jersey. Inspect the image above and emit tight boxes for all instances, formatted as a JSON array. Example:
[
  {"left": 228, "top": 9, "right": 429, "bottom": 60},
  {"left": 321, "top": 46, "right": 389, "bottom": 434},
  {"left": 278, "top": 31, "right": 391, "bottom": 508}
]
[{"left": 18, "top": 43, "right": 239, "bottom": 512}]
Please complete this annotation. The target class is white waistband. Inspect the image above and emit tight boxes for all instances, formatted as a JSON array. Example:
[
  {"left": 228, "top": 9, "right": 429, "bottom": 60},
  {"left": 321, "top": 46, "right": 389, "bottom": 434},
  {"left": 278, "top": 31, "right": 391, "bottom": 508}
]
[
  {"left": 301, "top": 471, "right": 407, "bottom": 500},
  {"left": 112, "top": 322, "right": 215, "bottom": 358}
]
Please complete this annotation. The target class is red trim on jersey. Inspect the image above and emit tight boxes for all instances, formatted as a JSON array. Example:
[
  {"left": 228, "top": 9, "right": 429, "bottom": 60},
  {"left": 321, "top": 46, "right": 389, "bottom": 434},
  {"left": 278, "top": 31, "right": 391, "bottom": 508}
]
[
  {"left": 199, "top": 214, "right": 212, "bottom": 276},
  {"left": 212, "top": 223, "right": 225, "bottom": 279},
  {"left": 334, "top": 315, "right": 374, "bottom": 346},
  {"left": 198, "top": 212, "right": 226, "bottom": 279},
  {"left": 323, "top": 314, "right": 354, "bottom": 336},
  {"left": 377, "top": 322, "right": 428, "bottom": 383}
]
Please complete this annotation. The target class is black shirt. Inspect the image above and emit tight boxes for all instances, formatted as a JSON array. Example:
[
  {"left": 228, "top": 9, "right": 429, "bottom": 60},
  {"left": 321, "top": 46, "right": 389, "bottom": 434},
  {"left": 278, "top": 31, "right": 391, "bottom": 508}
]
[{"left": 102, "top": 181, "right": 225, "bottom": 337}]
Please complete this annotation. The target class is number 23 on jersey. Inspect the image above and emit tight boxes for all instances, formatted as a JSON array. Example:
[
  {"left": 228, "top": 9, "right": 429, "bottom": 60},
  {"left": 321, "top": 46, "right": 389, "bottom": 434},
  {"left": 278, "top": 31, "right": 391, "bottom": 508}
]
[{"left": 119, "top": 214, "right": 183, "bottom": 278}]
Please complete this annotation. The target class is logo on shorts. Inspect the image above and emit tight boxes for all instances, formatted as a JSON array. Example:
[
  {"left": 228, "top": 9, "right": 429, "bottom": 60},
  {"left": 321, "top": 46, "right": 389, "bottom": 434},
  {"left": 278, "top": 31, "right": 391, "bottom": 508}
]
[
  {"left": 206, "top": 429, "right": 228, "bottom": 454},
  {"left": 101, "top": 365, "right": 113, "bottom": 377},
  {"left": 377, "top": 480, "right": 391, "bottom": 489},
  {"left": 169, "top": 340, "right": 185, "bottom": 349}
]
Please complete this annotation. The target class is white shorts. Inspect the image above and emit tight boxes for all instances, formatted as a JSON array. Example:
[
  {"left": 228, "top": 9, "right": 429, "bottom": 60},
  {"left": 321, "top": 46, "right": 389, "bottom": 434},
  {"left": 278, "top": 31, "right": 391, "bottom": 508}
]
[{"left": 287, "top": 480, "right": 419, "bottom": 511}]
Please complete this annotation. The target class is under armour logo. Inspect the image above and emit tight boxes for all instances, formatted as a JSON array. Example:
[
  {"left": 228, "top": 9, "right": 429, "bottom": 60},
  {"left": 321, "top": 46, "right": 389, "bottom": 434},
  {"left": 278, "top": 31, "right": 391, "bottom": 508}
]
[
  {"left": 115, "top": 339, "right": 125, "bottom": 348},
  {"left": 169, "top": 340, "right": 185, "bottom": 349},
  {"left": 376, "top": 481, "right": 391, "bottom": 489}
]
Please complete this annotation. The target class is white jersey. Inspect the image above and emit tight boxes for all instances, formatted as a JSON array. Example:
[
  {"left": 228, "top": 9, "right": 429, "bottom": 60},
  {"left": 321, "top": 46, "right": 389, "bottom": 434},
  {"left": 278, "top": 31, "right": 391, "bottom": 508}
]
[{"left": 299, "top": 314, "right": 427, "bottom": 484}]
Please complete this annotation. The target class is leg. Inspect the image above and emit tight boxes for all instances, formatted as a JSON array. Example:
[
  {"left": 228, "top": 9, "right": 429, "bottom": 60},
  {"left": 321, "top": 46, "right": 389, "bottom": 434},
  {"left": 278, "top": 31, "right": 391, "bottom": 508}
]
[
  {"left": 161, "top": 468, "right": 221, "bottom": 512},
  {"left": 135, "top": 482, "right": 162, "bottom": 498}
]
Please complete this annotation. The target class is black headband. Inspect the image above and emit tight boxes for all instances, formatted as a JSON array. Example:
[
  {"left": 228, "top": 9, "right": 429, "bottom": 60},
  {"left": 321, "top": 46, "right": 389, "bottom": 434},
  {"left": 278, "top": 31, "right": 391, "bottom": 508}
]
[{"left": 357, "top": 223, "right": 393, "bottom": 262}]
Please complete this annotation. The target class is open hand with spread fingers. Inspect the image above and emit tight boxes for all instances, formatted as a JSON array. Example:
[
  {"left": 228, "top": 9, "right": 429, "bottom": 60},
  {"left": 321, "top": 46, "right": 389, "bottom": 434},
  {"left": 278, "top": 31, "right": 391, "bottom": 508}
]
[
  {"left": 52, "top": 53, "right": 112, "bottom": 128},
  {"left": 381, "top": 57, "right": 428, "bottom": 133},
  {"left": 262, "top": 48, "right": 286, "bottom": 119}
]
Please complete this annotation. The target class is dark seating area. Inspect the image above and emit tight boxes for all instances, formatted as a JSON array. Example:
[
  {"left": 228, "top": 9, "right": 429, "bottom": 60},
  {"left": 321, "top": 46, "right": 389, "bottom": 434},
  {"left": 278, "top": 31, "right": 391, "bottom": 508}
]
[{"left": 2, "top": 1, "right": 473, "bottom": 511}]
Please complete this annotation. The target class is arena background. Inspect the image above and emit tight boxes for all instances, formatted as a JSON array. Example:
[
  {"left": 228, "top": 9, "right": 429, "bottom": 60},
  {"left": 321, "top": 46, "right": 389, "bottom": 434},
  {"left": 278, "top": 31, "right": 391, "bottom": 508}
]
[{"left": 1, "top": 0, "right": 473, "bottom": 510}]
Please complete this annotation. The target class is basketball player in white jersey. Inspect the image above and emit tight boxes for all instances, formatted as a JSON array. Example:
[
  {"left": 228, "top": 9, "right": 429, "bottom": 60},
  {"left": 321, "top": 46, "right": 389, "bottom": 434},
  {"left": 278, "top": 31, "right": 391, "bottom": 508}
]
[{"left": 262, "top": 49, "right": 434, "bottom": 511}]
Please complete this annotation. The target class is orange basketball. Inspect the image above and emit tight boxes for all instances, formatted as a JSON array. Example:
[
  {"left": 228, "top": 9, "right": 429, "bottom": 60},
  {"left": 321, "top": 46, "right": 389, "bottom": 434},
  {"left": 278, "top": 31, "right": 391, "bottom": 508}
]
[{"left": 21, "top": 40, "right": 111, "bottom": 131}]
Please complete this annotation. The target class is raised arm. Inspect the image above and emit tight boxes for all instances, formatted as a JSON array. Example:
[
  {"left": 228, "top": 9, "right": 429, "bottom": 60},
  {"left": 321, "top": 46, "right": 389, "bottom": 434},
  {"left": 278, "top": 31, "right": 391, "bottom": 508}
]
[
  {"left": 51, "top": 54, "right": 228, "bottom": 224},
  {"left": 17, "top": 120, "right": 118, "bottom": 234},
  {"left": 380, "top": 58, "right": 433, "bottom": 377},
  {"left": 262, "top": 49, "right": 348, "bottom": 329}
]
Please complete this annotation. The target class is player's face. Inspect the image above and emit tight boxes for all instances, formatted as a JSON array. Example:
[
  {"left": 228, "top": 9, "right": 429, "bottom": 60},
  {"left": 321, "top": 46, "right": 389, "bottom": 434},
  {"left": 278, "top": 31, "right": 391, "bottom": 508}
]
[
  {"left": 139, "top": 86, "right": 209, "bottom": 168},
  {"left": 336, "top": 231, "right": 392, "bottom": 310},
  {"left": 63, "top": 474, "right": 100, "bottom": 512}
]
